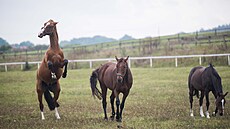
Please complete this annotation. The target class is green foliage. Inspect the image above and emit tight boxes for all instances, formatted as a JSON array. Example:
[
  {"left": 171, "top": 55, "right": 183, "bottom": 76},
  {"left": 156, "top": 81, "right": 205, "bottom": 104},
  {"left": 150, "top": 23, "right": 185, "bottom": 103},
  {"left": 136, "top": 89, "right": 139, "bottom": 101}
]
[
  {"left": 0, "top": 37, "right": 9, "bottom": 46},
  {"left": 0, "top": 45, "right": 11, "bottom": 52},
  {"left": 0, "top": 67, "right": 229, "bottom": 128}
]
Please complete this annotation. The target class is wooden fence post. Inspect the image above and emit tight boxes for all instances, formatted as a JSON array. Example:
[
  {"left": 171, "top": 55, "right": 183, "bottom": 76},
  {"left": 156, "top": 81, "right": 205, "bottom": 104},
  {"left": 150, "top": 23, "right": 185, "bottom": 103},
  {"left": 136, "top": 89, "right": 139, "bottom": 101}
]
[
  {"left": 5, "top": 65, "right": 7, "bottom": 72},
  {"left": 150, "top": 58, "right": 153, "bottom": 67},
  {"left": 199, "top": 57, "right": 202, "bottom": 65},
  {"left": 175, "top": 58, "right": 178, "bottom": 67}
]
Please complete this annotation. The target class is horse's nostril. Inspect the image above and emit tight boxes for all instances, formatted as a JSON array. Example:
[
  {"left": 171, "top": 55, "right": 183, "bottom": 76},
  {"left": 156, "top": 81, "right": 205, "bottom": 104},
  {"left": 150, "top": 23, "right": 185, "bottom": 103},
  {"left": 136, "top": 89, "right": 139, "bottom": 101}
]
[{"left": 220, "top": 113, "right": 223, "bottom": 116}]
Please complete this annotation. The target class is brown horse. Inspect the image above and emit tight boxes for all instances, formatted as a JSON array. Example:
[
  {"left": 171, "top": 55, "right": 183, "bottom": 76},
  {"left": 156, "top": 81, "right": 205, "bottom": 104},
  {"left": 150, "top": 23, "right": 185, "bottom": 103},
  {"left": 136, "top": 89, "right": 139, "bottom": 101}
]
[
  {"left": 188, "top": 64, "right": 228, "bottom": 118},
  {"left": 36, "top": 19, "right": 68, "bottom": 120},
  {"left": 90, "top": 56, "right": 133, "bottom": 122}
]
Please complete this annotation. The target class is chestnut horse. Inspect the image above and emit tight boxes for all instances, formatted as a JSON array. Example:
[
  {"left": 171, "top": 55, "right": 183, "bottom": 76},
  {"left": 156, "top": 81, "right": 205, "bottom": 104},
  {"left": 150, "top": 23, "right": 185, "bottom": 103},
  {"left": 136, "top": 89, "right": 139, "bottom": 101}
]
[
  {"left": 188, "top": 64, "right": 228, "bottom": 118},
  {"left": 90, "top": 56, "right": 133, "bottom": 122},
  {"left": 36, "top": 19, "right": 68, "bottom": 120}
]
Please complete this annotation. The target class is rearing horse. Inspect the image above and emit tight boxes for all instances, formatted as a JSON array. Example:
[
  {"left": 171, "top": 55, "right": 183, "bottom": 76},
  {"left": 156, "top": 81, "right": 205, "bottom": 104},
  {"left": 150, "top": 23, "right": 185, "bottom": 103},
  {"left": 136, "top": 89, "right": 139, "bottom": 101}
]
[
  {"left": 36, "top": 19, "right": 68, "bottom": 120},
  {"left": 90, "top": 56, "right": 133, "bottom": 122}
]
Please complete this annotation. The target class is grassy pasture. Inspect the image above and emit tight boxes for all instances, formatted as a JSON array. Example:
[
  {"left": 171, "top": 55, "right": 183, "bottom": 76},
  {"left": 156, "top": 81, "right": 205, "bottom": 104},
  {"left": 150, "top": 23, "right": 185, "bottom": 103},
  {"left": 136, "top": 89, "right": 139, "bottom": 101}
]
[{"left": 0, "top": 67, "right": 229, "bottom": 129}]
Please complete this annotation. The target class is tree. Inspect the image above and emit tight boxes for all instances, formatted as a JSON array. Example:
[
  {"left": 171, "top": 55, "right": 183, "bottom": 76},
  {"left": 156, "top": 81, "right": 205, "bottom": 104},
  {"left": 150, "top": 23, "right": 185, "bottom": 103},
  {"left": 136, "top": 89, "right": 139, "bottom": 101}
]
[
  {"left": 0, "top": 37, "right": 9, "bottom": 46},
  {"left": 0, "top": 45, "right": 11, "bottom": 52}
]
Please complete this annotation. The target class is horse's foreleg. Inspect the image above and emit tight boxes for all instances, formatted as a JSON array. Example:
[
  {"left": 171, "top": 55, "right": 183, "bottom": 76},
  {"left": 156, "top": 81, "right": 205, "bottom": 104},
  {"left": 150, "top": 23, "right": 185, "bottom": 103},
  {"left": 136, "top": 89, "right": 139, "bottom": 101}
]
[
  {"left": 53, "top": 82, "right": 61, "bottom": 119},
  {"left": 119, "top": 92, "right": 129, "bottom": 122},
  {"left": 212, "top": 91, "right": 218, "bottom": 116},
  {"left": 199, "top": 91, "right": 205, "bottom": 117},
  {"left": 115, "top": 96, "right": 120, "bottom": 122},
  {"left": 205, "top": 92, "right": 210, "bottom": 118},
  {"left": 62, "top": 59, "right": 68, "bottom": 78},
  {"left": 110, "top": 91, "right": 115, "bottom": 120},
  {"left": 47, "top": 61, "right": 57, "bottom": 79}
]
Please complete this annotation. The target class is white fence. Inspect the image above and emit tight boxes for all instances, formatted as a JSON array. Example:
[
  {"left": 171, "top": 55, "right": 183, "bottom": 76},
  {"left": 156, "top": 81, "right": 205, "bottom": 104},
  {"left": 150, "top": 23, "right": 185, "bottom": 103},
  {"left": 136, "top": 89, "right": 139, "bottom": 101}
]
[{"left": 0, "top": 53, "right": 230, "bottom": 72}]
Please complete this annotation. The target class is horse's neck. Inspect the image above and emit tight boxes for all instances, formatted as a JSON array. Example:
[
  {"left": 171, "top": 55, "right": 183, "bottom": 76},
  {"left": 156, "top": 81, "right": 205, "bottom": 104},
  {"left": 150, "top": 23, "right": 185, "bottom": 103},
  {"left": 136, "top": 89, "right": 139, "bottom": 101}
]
[{"left": 49, "top": 27, "right": 60, "bottom": 50}]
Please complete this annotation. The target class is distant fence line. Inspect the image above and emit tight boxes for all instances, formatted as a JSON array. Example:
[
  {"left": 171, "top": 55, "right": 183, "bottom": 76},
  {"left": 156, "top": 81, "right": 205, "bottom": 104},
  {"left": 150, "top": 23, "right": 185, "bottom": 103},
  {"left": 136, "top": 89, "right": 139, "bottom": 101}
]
[{"left": 0, "top": 53, "right": 229, "bottom": 72}]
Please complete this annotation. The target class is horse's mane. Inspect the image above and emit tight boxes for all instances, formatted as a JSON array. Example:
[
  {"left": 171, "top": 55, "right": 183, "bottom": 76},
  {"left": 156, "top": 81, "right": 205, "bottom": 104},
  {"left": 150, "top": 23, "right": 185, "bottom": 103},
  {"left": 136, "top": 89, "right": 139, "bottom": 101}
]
[
  {"left": 208, "top": 64, "right": 221, "bottom": 80},
  {"left": 206, "top": 63, "right": 223, "bottom": 94}
]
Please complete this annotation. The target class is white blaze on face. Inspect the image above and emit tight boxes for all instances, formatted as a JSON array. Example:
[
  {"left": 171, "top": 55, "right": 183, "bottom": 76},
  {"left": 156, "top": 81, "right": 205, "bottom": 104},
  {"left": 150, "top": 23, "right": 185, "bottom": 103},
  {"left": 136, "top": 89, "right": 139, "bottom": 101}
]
[
  {"left": 39, "top": 22, "right": 51, "bottom": 36},
  {"left": 221, "top": 99, "right": 224, "bottom": 109}
]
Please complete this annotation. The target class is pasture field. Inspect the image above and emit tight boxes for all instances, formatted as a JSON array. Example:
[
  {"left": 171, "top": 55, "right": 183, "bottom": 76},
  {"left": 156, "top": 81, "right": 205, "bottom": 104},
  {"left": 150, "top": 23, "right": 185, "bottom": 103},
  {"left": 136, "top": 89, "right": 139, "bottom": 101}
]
[{"left": 0, "top": 67, "right": 229, "bottom": 129}]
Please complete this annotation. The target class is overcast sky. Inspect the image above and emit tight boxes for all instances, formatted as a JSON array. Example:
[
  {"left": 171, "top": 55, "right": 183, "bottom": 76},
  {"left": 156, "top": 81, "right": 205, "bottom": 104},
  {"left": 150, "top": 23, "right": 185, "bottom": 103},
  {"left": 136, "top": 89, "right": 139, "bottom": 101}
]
[{"left": 0, "top": 0, "right": 229, "bottom": 45}]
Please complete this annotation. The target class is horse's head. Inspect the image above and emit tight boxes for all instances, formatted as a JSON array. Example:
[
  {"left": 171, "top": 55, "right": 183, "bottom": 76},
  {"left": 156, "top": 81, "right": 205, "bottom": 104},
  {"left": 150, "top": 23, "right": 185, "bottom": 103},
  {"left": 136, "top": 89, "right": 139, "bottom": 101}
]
[
  {"left": 115, "top": 56, "right": 129, "bottom": 83},
  {"left": 215, "top": 92, "right": 228, "bottom": 116},
  {"left": 38, "top": 19, "right": 58, "bottom": 38}
]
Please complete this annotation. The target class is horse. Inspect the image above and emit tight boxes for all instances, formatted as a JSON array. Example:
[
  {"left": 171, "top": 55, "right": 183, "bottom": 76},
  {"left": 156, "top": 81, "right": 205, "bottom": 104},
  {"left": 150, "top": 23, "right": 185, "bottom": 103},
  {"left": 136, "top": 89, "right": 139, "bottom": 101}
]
[
  {"left": 188, "top": 64, "right": 228, "bottom": 118},
  {"left": 90, "top": 56, "right": 133, "bottom": 122},
  {"left": 36, "top": 19, "right": 68, "bottom": 120}
]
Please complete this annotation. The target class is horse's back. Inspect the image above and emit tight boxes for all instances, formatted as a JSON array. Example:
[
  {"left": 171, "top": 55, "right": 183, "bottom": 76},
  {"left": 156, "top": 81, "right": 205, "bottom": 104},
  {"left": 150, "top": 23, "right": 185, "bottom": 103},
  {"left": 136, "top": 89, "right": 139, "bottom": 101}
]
[
  {"left": 189, "top": 66, "right": 205, "bottom": 90},
  {"left": 98, "top": 62, "right": 116, "bottom": 90}
]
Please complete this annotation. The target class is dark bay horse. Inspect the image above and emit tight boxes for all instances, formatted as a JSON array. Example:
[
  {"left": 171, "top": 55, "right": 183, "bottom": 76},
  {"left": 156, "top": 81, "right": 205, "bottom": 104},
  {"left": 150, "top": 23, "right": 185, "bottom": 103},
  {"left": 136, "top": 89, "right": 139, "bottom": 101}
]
[
  {"left": 90, "top": 56, "right": 133, "bottom": 122},
  {"left": 37, "top": 19, "right": 68, "bottom": 120},
  {"left": 188, "top": 64, "right": 228, "bottom": 118}
]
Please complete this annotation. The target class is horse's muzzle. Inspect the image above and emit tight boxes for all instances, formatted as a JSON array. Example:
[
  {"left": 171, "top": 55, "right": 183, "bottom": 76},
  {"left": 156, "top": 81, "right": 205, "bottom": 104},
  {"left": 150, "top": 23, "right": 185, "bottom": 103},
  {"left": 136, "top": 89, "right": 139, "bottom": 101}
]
[
  {"left": 38, "top": 33, "right": 44, "bottom": 38},
  {"left": 220, "top": 112, "right": 223, "bottom": 116},
  {"left": 117, "top": 73, "right": 123, "bottom": 83}
]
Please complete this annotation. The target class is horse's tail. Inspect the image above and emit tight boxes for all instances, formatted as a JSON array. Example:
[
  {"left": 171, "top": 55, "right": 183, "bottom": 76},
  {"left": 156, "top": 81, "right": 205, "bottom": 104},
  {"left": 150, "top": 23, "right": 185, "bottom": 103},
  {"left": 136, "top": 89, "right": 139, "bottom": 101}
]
[
  {"left": 90, "top": 69, "right": 102, "bottom": 100},
  {"left": 188, "top": 67, "right": 199, "bottom": 98},
  {"left": 44, "top": 89, "right": 56, "bottom": 110}
]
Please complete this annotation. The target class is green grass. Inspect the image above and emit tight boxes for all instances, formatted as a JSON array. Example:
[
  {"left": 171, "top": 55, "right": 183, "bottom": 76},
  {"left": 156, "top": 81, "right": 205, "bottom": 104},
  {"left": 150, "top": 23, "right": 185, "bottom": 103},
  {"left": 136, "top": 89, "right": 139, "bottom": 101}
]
[{"left": 0, "top": 67, "right": 230, "bottom": 128}]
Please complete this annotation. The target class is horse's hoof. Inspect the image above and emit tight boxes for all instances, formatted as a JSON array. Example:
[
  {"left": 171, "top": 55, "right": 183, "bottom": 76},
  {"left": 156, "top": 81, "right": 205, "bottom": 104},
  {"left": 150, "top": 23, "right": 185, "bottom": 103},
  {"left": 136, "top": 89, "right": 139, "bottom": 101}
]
[
  {"left": 212, "top": 112, "right": 216, "bottom": 117},
  {"left": 116, "top": 118, "right": 122, "bottom": 122},
  {"left": 104, "top": 117, "right": 108, "bottom": 121},
  {"left": 110, "top": 116, "right": 115, "bottom": 121},
  {"left": 62, "top": 73, "right": 67, "bottom": 78}
]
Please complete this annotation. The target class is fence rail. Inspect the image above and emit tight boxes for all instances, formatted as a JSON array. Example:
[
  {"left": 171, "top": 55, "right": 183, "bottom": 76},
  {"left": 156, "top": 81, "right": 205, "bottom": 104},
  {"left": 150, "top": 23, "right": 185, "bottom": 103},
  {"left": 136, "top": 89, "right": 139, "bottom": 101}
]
[{"left": 0, "top": 53, "right": 230, "bottom": 72}]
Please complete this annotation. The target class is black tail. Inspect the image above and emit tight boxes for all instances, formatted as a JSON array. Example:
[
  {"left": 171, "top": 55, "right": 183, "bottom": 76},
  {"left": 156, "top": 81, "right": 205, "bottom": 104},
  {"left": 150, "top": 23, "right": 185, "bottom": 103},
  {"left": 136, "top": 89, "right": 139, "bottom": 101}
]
[
  {"left": 44, "top": 90, "right": 56, "bottom": 110},
  {"left": 90, "top": 69, "right": 102, "bottom": 100}
]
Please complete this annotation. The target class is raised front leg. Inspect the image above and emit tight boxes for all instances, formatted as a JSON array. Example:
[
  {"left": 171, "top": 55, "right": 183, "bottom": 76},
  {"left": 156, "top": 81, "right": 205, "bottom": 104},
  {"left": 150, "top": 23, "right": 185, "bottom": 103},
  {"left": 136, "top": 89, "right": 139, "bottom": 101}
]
[
  {"left": 47, "top": 61, "right": 57, "bottom": 79},
  {"left": 62, "top": 59, "right": 68, "bottom": 78}
]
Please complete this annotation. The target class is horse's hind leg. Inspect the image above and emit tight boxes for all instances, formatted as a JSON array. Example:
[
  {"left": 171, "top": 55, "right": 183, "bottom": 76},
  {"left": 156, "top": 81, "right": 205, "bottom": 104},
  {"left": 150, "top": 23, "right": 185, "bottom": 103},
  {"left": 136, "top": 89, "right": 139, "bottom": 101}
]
[
  {"left": 52, "top": 82, "right": 61, "bottom": 119},
  {"left": 101, "top": 87, "right": 108, "bottom": 120},
  {"left": 36, "top": 80, "right": 45, "bottom": 120},
  {"left": 110, "top": 91, "right": 115, "bottom": 120},
  {"left": 189, "top": 89, "right": 194, "bottom": 117},
  {"left": 199, "top": 91, "right": 205, "bottom": 117}
]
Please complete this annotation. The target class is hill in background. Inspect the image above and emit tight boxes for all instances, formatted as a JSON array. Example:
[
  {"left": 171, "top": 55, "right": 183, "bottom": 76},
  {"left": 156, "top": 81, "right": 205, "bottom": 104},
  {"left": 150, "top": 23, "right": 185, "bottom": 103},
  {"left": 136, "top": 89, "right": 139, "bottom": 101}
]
[{"left": 60, "top": 34, "right": 134, "bottom": 47}]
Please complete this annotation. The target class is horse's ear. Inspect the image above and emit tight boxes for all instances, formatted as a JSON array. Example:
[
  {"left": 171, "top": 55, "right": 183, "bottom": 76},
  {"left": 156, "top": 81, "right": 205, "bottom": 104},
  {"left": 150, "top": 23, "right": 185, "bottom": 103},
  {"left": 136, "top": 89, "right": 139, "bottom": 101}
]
[
  {"left": 125, "top": 56, "right": 129, "bottom": 62},
  {"left": 54, "top": 22, "right": 58, "bottom": 25},
  {"left": 115, "top": 56, "right": 119, "bottom": 61},
  {"left": 224, "top": 92, "right": 228, "bottom": 97}
]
